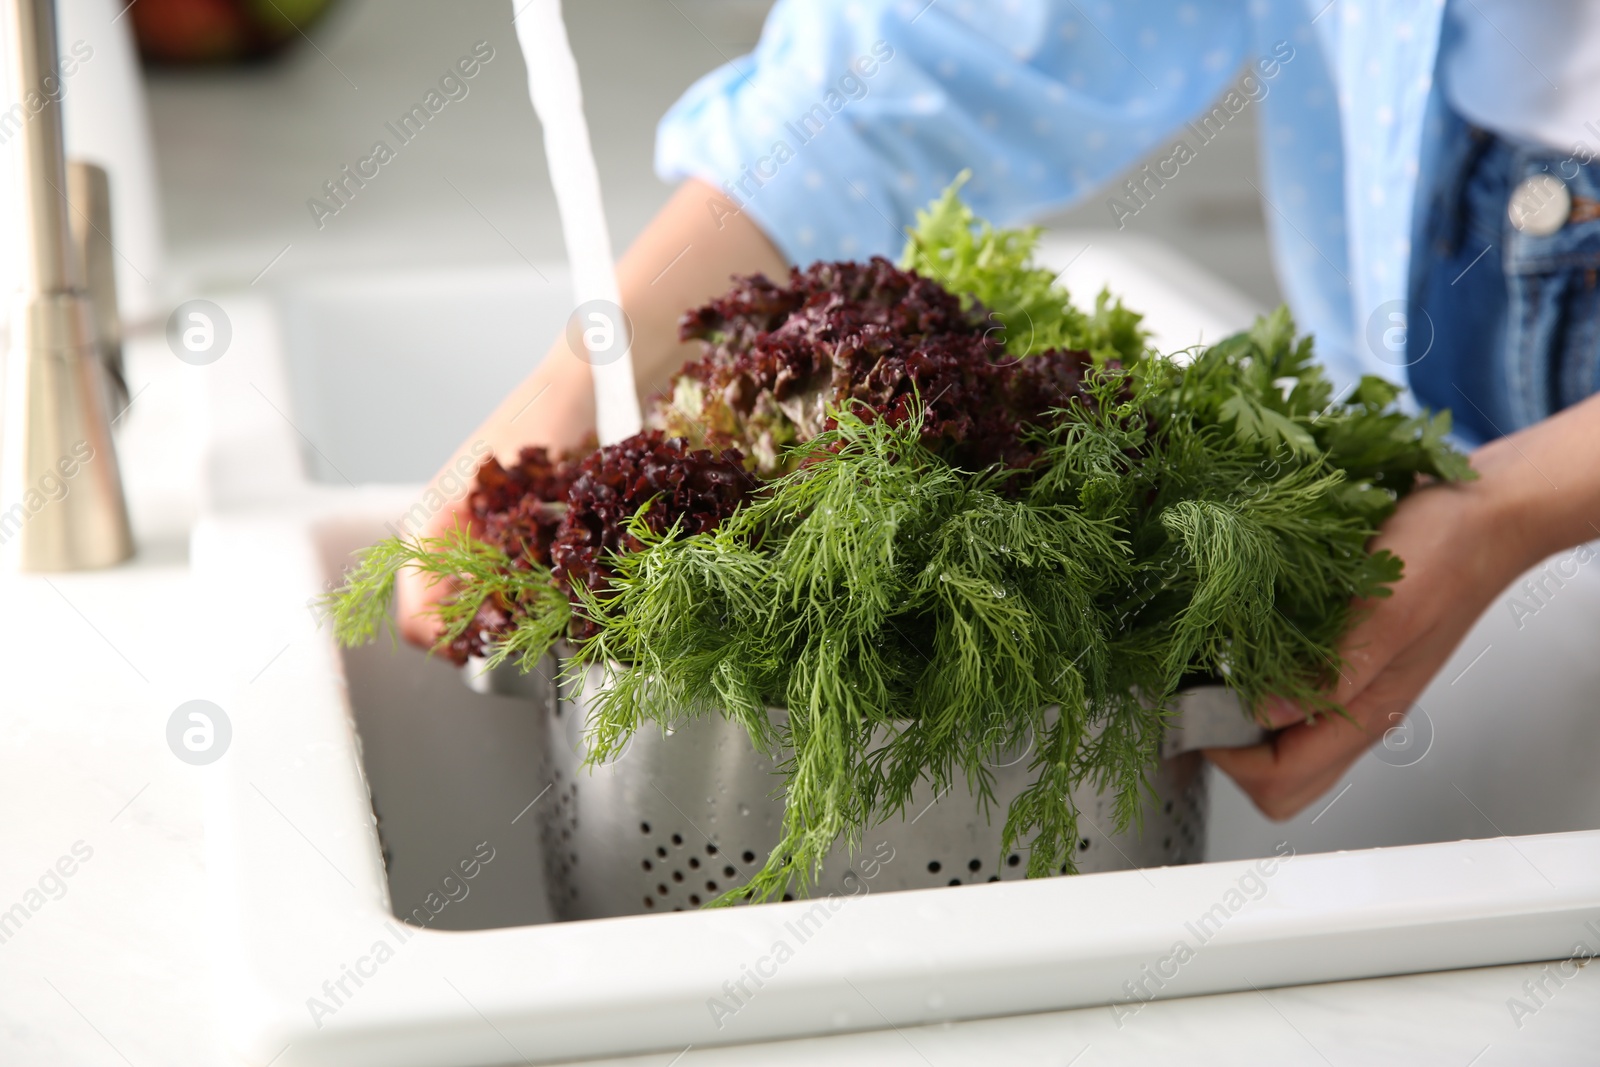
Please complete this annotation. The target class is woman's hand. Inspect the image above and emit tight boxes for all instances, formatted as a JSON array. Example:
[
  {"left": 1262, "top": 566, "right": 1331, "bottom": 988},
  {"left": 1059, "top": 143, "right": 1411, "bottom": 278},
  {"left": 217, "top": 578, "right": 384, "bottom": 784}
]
[
  {"left": 1208, "top": 392, "right": 1600, "bottom": 819},
  {"left": 394, "top": 352, "right": 596, "bottom": 651}
]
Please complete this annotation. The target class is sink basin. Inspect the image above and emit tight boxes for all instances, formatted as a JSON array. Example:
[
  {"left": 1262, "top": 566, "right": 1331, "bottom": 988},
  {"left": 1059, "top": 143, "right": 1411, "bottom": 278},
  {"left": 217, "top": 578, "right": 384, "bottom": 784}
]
[{"left": 191, "top": 236, "right": 1600, "bottom": 1066}]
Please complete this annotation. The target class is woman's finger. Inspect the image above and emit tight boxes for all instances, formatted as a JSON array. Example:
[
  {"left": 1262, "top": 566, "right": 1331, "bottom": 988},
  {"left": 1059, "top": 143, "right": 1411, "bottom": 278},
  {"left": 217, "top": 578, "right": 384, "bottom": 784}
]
[{"left": 1206, "top": 700, "right": 1382, "bottom": 819}]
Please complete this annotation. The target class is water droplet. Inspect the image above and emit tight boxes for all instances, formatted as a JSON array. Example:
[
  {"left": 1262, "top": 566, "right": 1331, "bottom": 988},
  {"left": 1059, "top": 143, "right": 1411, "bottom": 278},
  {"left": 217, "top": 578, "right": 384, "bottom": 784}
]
[
  {"left": 939, "top": 572, "right": 951, "bottom": 583},
  {"left": 992, "top": 585, "right": 1007, "bottom": 598},
  {"left": 738, "top": 803, "right": 751, "bottom": 816}
]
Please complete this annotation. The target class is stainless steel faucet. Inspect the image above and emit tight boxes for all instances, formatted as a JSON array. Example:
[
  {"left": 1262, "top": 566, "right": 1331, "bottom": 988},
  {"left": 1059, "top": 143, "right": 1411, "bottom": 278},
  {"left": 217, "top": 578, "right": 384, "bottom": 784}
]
[{"left": 1, "top": 0, "right": 132, "bottom": 571}]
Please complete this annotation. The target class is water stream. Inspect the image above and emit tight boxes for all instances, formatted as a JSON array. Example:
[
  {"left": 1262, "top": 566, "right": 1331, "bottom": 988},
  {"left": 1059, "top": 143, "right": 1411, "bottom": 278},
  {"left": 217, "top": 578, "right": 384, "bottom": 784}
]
[{"left": 512, "top": 0, "right": 642, "bottom": 446}]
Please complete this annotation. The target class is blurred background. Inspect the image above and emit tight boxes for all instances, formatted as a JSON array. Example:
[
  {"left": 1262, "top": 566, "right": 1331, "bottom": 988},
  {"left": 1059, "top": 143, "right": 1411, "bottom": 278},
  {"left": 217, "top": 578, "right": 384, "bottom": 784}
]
[{"left": 141, "top": 0, "right": 1282, "bottom": 306}]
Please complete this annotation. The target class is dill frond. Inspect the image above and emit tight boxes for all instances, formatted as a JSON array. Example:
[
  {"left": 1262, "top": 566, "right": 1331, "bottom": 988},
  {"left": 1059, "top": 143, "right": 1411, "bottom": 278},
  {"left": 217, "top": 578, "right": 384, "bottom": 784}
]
[{"left": 320, "top": 522, "right": 569, "bottom": 670}]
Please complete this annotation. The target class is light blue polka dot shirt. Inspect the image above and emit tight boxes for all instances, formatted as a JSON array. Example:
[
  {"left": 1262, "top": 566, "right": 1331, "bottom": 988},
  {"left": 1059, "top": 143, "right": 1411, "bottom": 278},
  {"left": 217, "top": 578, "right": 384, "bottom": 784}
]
[{"left": 655, "top": 0, "right": 1455, "bottom": 396}]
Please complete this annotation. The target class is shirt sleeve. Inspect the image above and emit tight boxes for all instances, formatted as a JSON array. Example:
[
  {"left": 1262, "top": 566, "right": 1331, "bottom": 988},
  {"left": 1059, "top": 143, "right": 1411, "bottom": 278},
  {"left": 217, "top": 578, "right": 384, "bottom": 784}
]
[{"left": 655, "top": 0, "right": 1252, "bottom": 265}]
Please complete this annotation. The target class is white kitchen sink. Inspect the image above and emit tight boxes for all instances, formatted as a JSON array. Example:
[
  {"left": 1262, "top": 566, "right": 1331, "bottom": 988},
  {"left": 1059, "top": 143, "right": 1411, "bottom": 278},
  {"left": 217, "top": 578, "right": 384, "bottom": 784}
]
[{"left": 191, "top": 238, "right": 1600, "bottom": 1066}]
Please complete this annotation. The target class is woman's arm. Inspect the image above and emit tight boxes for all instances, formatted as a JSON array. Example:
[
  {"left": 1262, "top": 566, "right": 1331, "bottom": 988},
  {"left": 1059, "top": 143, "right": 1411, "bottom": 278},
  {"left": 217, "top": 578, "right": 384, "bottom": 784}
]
[
  {"left": 1208, "top": 390, "right": 1600, "bottom": 818},
  {"left": 395, "top": 178, "right": 788, "bottom": 646}
]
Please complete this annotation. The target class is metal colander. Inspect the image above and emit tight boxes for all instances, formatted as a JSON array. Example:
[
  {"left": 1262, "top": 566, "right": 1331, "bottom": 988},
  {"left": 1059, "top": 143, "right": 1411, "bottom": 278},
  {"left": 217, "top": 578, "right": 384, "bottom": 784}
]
[{"left": 468, "top": 657, "right": 1264, "bottom": 921}]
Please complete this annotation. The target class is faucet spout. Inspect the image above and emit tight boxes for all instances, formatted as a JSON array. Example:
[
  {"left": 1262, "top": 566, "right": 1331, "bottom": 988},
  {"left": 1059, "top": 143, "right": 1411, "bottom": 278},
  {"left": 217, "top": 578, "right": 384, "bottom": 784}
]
[
  {"left": 12, "top": 0, "right": 77, "bottom": 294},
  {"left": 1, "top": 0, "right": 132, "bottom": 571}
]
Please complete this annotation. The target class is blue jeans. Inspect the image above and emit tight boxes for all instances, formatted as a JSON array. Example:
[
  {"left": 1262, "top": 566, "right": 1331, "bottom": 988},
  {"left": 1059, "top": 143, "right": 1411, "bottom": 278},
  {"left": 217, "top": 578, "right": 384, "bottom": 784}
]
[{"left": 1411, "top": 127, "right": 1600, "bottom": 444}]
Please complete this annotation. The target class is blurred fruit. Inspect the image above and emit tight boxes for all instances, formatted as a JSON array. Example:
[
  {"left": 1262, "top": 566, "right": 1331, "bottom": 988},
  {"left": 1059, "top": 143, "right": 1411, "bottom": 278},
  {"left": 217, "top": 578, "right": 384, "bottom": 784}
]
[{"left": 126, "top": 0, "right": 340, "bottom": 65}]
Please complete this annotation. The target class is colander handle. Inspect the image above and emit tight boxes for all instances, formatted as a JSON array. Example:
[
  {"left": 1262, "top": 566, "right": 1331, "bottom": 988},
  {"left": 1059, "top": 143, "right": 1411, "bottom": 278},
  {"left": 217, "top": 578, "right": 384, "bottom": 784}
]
[
  {"left": 462, "top": 656, "right": 561, "bottom": 704},
  {"left": 1161, "top": 686, "right": 1272, "bottom": 757}
]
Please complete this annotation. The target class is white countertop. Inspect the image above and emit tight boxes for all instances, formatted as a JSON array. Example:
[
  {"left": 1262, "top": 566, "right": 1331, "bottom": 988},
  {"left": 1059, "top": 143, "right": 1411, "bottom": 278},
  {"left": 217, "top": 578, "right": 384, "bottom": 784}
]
[{"left": 0, "top": 328, "right": 1592, "bottom": 1067}]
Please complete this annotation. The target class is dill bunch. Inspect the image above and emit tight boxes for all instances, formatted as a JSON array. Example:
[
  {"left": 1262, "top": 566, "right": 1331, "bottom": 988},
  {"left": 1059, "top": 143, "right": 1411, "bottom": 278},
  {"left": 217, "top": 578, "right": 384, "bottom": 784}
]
[{"left": 575, "top": 403, "right": 1129, "bottom": 897}]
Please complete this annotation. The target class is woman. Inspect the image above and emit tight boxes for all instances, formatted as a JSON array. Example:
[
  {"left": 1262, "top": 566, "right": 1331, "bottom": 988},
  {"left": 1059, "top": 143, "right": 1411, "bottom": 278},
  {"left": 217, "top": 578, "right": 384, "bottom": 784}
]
[{"left": 401, "top": 0, "right": 1600, "bottom": 819}]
